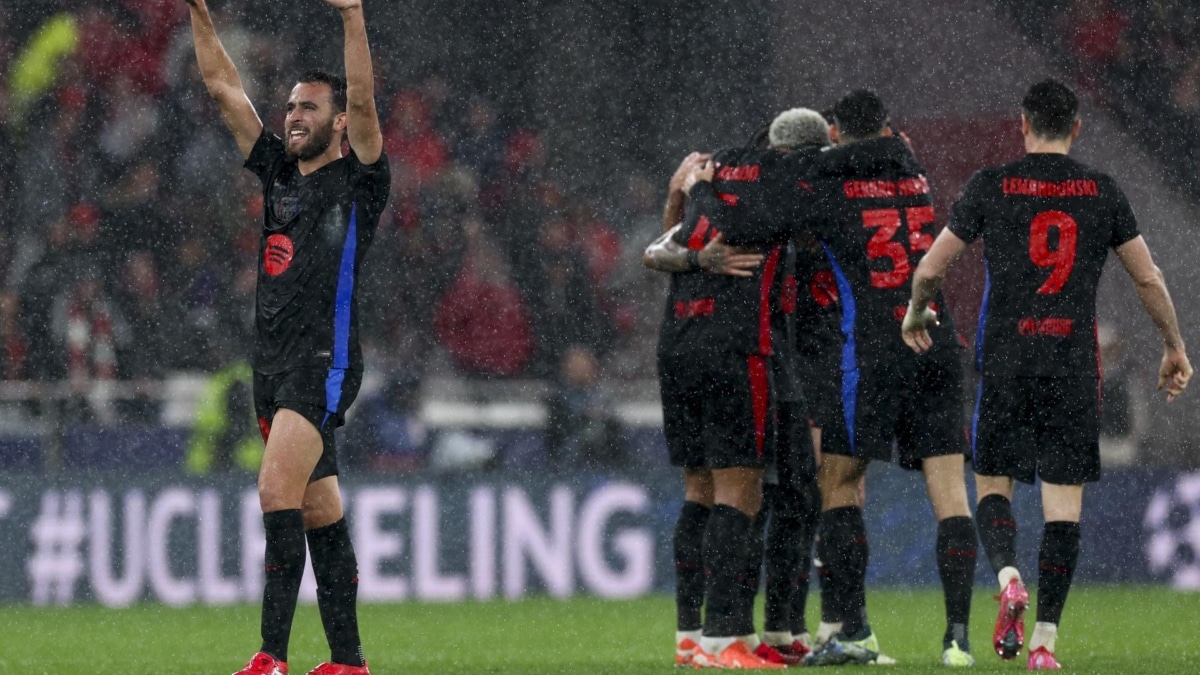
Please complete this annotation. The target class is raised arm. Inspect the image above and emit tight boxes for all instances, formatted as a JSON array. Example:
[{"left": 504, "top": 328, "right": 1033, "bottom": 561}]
[
  {"left": 185, "top": 0, "right": 262, "bottom": 158},
  {"left": 326, "top": 0, "right": 383, "bottom": 164},
  {"left": 1115, "top": 235, "right": 1192, "bottom": 400}
]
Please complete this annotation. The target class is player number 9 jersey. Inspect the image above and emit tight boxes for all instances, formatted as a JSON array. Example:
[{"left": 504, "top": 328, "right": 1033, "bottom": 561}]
[{"left": 948, "top": 153, "right": 1139, "bottom": 377}]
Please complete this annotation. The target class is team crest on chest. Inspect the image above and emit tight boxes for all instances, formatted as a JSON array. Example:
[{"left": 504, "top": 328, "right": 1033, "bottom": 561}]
[
  {"left": 272, "top": 181, "right": 302, "bottom": 223},
  {"left": 264, "top": 234, "right": 295, "bottom": 276}
]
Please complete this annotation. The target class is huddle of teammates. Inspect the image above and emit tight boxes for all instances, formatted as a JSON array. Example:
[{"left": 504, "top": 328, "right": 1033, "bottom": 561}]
[{"left": 646, "top": 81, "right": 1193, "bottom": 669}]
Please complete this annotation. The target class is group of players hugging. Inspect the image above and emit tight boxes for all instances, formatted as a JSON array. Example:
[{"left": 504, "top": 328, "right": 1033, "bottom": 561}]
[{"left": 648, "top": 81, "right": 1192, "bottom": 669}]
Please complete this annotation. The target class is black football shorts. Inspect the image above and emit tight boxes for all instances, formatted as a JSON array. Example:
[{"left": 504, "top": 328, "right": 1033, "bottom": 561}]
[
  {"left": 795, "top": 347, "right": 841, "bottom": 430},
  {"left": 253, "top": 367, "right": 363, "bottom": 482},
  {"left": 971, "top": 375, "right": 1101, "bottom": 485},
  {"left": 820, "top": 347, "right": 967, "bottom": 471},
  {"left": 659, "top": 350, "right": 776, "bottom": 470}
]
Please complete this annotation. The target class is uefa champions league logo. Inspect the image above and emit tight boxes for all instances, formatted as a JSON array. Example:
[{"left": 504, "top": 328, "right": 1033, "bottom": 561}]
[{"left": 1145, "top": 471, "right": 1200, "bottom": 589}]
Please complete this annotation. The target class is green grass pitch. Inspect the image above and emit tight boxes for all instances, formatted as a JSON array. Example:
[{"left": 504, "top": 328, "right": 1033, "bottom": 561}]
[{"left": 1, "top": 587, "right": 1197, "bottom": 673}]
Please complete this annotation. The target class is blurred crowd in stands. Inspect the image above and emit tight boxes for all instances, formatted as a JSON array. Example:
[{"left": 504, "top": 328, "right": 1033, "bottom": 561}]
[
  {"left": 0, "top": 1, "right": 670, "bottom": 433},
  {"left": 6, "top": 0, "right": 1192, "bottom": 471},
  {"left": 997, "top": 0, "right": 1200, "bottom": 196}
]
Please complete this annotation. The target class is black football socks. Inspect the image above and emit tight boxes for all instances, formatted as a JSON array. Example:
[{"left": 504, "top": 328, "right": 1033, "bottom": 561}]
[
  {"left": 789, "top": 542, "right": 814, "bottom": 638},
  {"left": 976, "top": 494, "right": 1018, "bottom": 574},
  {"left": 817, "top": 535, "right": 841, "bottom": 626},
  {"left": 673, "top": 501, "right": 710, "bottom": 631},
  {"left": 764, "top": 483, "right": 819, "bottom": 636},
  {"left": 764, "top": 509, "right": 799, "bottom": 634},
  {"left": 261, "top": 509, "right": 306, "bottom": 662},
  {"left": 703, "top": 504, "right": 753, "bottom": 637},
  {"left": 1036, "top": 521, "right": 1081, "bottom": 625},
  {"left": 738, "top": 508, "right": 767, "bottom": 634},
  {"left": 791, "top": 481, "right": 821, "bottom": 637},
  {"left": 936, "top": 516, "right": 977, "bottom": 650},
  {"left": 308, "top": 518, "right": 366, "bottom": 667},
  {"left": 820, "top": 506, "right": 869, "bottom": 636}
]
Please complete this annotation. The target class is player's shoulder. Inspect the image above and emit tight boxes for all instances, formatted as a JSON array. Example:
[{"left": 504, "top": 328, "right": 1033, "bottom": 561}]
[
  {"left": 712, "top": 145, "right": 754, "bottom": 167},
  {"left": 246, "top": 129, "right": 288, "bottom": 170},
  {"left": 778, "top": 144, "right": 824, "bottom": 172},
  {"left": 808, "top": 136, "right": 922, "bottom": 180},
  {"left": 255, "top": 128, "right": 285, "bottom": 150},
  {"left": 346, "top": 146, "right": 390, "bottom": 170},
  {"left": 959, "top": 164, "right": 1006, "bottom": 195},
  {"left": 1073, "top": 161, "right": 1125, "bottom": 195},
  {"left": 711, "top": 145, "right": 775, "bottom": 187}
]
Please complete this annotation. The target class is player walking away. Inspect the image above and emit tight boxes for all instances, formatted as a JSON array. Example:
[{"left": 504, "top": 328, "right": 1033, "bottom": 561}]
[
  {"left": 791, "top": 90, "right": 977, "bottom": 667},
  {"left": 904, "top": 79, "right": 1193, "bottom": 670},
  {"left": 185, "top": 1, "right": 389, "bottom": 674}
]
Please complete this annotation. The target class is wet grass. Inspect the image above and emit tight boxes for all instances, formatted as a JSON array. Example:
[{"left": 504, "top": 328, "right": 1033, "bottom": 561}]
[{"left": 0, "top": 587, "right": 1198, "bottom": 673}]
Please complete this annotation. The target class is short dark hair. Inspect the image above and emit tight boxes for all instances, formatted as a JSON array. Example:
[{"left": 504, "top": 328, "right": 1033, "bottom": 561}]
[
  {"left": 833, "top": 90, "right": 888, "bottom": 138},
  {"left": 1021, "top": 79, "right": 1078, "bottom": 140},
  {"left": 297, "top": 69, "right": 347, "bottom": 113}
]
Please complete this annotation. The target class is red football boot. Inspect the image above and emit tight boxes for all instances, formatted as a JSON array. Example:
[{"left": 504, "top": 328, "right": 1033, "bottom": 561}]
[
  {"left": 994, "top": 578, "right": 1029, "bottom": 659},
  {"left": 1027, "top": 646, "right": 1062, "bottom": 670},
  {"left": 772, "top": 639, "right": 812, "bottom": 665},
  {"left": 233, "top": 652, "right": 288, "bottom": 675}
]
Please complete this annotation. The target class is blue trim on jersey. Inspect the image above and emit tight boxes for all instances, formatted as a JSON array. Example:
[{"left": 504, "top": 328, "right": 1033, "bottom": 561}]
[
  {"left": 970, "top": 375, "right": 983, "bottom": 462},
  {"left": 975, "top": 259, "right": 990, "bottom": 371},
  {"left": 970, "top": 259, "right": 990, "bottom": 465},
  {"left": 323, "top": 368, "right": 346, "bottom": 430},
  {"left": 323, "top": 201, "right": 359, "bottom": 424},
  {"left": 332, "top": 201, "right": 359, "bottom": 369},
  {"left": 822, "top": 244, "right": 858, "bottom": 453}
]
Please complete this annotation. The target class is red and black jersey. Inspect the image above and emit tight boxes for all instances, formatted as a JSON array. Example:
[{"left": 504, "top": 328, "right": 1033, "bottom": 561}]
[
  {"left": 656, "top": 186, "right": 726, "bottom": 360},
  {"left": 948, "top": 153, "right": 1139, "bottom": 377},
  {"left": 793, "top": 235, "right": 842, "bottom": 369},
  {"left": 799, "top": 136, "right": 960, "bottom": 370},
  {"left": 685, "top": 146, "right": 810, "bottom": 357},
  {"left": 244, "top": 130, "right": 391, "bottom": 374}
]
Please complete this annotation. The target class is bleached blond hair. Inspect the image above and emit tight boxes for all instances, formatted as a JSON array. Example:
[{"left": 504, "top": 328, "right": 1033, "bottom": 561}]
[{"left": 768, "top": 107, "right": 831, "bottom": 149}]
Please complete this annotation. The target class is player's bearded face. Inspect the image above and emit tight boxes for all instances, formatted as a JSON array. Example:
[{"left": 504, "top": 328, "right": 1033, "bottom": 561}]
[{"left": 287, "top": 114, "right": 336, "bottom": 161}]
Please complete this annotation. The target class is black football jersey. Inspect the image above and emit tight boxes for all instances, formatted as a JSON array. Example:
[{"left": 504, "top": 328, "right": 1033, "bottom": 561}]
[
  {"left": 799, "top": 136, "right": 960, "bottom": 370},
  {"left": 656, "top": 188, "right": 724, "bottom": 359},
  {"left": 773, "top": 241, "right": 801, "bottom": 402},
  {"left": 793, "top": 235, "right": 843, "bottom": 369},
  {"left": 680, "top": 145, "right": 825, "bottom": 357},
  {"left": 244, "top": 130, "right": 391, "bottom": 374},
  {"left": 948, "top": 153, "right": 1139, "bottom": 377}
]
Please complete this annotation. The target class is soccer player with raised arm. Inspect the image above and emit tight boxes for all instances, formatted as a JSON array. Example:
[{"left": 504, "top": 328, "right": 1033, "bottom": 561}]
[
  {"left": 185, "top": 1, "right": 389, "bottom": 673},
  {"left": 903, "top": 79, "right": 1192, "bottom": 670}
]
